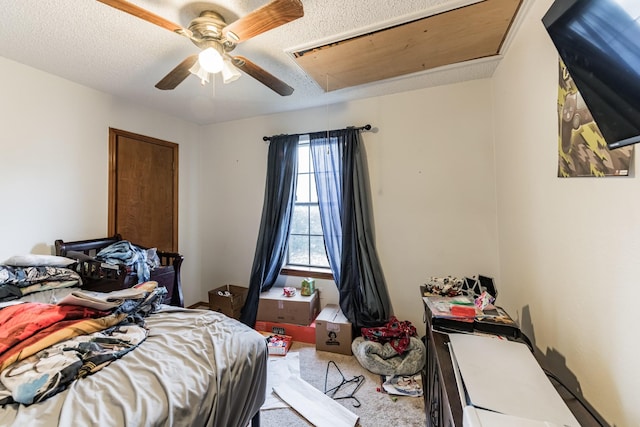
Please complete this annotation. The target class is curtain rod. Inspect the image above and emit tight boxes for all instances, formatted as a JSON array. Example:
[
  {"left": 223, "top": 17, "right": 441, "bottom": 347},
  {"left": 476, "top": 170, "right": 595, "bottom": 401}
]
[{"left": 262, "top": 124, "right": 372, "bottom": 142}]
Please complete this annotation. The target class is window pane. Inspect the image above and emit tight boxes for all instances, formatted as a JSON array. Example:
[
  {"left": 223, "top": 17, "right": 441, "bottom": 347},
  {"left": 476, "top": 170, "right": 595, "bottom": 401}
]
[
  {"left": 296, "top": 173, "right": 310, "bottom": 203},
  {"left": 310, "top": 205, "right": 322, "bottom": 235},
  {"left": 289, "top": 235, "right": 309, "bottom": 265},
  {"left": 309, "top": 174, "right": 318, "bottom": 203},
  {"left": 310, "top": 236, "right": 329, "bottom": 267},
  {"left": 291, "top": 205, "right": 309, "bottom": 234},
  {"left": 308, "top": 150, "right": 315, "bottom": 173},
  {"left": 298, "top": 144, "right": 310, "bottom": 173}
]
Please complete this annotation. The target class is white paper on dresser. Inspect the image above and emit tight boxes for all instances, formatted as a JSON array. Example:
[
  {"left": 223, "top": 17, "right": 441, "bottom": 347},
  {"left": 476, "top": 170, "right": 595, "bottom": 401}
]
[{"left": 448, "top": 333, "right": 579, "bottom": 427}]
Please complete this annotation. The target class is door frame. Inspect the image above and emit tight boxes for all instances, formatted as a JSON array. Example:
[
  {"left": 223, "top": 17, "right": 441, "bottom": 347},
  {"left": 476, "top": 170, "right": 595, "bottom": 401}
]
[{"left": 107, "top": 127, "right": 179, "bottom": 251}]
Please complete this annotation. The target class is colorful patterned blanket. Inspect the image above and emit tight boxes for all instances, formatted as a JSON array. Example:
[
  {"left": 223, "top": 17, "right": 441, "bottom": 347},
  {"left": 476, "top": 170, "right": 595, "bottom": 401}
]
[
  {"left": 0, "top": 284, "right": 165, "bottom": 405},
  {"left": 0, "top": 322, "right": 147, "bottom": 405}
]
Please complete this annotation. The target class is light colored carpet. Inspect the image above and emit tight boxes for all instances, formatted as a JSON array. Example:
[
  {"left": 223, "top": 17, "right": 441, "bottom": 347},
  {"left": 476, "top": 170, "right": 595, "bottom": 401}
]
[{"left": 260, "top": 342, "right": 426, "bottom": 427}]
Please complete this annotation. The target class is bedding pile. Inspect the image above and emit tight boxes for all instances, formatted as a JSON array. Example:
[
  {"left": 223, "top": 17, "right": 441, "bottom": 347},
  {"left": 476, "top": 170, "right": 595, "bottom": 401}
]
[
  {"left": 0, "top": 281, "right": 165, "bottom": 405},
  {"left": 0, "top": 261, "right": 81, "bottom": 302}
]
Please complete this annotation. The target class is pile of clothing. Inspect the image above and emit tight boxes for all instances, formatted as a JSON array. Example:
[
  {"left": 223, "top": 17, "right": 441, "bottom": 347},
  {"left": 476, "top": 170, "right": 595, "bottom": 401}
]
[
  {"left": 0, "top": 282, "right": 166, "bottom": 405},
  {"left": 0, "top": 254, "right": 82, "bottom": 302},
  {"left": 95, "top": 240, "right": 160, "bottom": 283}
]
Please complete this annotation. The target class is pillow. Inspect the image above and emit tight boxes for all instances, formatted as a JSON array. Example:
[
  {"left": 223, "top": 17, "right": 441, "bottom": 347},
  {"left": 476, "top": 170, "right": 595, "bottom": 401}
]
[{"left": 3, "top": 254, "right": 77, "bottom": 267}]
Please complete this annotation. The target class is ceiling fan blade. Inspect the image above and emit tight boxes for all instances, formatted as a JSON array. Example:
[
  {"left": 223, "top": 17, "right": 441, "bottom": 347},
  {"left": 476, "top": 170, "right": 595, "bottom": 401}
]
[
  {"left": 96, "top": 0, "right": 191, "bottom": 37},
  {"left": 232, "top": 56, "right": 294, "bottom": 96},
  {"left": 223, "top": 0, "right": 304, "bottom": 43},
  {"left": 155, "top": 55, "right": 198, "bottom": 90}
]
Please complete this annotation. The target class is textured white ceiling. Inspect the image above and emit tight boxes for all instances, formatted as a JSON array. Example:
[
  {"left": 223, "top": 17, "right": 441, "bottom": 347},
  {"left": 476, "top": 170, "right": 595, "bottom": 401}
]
[{"left": 0, "top": 0, "right": 531, "bottom": 125}]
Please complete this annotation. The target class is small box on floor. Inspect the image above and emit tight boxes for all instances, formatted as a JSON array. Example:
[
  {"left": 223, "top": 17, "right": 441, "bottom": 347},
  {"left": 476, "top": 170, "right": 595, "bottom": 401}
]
[
  {"left": 256, "top": 287, "right": 319, "bottom": 325},
  {"left": 315, "top": 304, "right": 353, "bottom": 355},
  {"left": 208, "top": 284, "right": 248, "bottom": 319},
  {"left": 259, "top": 331, "right": 293, "bottom": 355}
]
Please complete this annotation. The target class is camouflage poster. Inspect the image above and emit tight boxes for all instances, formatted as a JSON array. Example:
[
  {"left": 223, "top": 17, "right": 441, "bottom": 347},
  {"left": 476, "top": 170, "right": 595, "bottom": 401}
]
[{"left": 557, "top": 59, "right": 633, "bottom": 177}]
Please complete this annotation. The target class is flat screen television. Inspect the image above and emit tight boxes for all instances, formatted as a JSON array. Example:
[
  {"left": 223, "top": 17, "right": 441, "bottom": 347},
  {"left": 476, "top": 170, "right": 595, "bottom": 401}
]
[{"left": 542, "top": 0, "right": 640, "bottom": 150}]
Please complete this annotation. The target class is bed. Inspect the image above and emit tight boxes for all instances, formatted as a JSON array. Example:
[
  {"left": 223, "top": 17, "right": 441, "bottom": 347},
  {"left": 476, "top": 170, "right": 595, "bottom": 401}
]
[{"left": 0, "top": 237, "right": 268, "bottom": 427}]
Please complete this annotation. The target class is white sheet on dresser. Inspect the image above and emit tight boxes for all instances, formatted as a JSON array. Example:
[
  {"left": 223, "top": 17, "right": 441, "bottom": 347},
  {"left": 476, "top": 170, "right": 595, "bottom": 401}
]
[{"left": 449, "top": 333, "right": 579, "bottom": 427}]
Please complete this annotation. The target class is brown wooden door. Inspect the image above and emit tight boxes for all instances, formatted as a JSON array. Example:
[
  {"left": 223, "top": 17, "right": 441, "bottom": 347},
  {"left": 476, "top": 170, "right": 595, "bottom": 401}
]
[{"left": 108, "top": 128, "right": 178, "bottom": 252}]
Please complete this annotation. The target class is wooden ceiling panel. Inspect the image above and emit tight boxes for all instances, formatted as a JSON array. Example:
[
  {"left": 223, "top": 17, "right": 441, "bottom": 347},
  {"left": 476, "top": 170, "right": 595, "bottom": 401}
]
[{"left": 293, "top": 0, "right": 522, "bottom": 91}]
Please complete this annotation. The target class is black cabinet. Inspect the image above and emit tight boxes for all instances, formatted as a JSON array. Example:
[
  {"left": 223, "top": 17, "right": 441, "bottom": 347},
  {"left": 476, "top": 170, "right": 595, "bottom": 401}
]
[{"left": 422, "top": 329, "right": 463, "bottom": 426}]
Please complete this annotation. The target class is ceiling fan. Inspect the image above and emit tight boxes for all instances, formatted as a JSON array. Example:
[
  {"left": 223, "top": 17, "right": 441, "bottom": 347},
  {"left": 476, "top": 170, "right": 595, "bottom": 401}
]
[{"left": 97, "top": 0, "right": 304, "bottom": 96}]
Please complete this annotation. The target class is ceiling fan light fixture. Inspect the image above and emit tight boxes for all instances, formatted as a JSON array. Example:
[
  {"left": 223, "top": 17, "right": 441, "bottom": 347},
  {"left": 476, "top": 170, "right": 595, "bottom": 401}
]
[
  {"left": 198, "top": 47, "right": 223, "bottom": 73},
  {"left": 222, "top": 59, "right": 241, "bottom": 84},
  {"left": 189, "top": 61, "right": 210, "bottom": 85}
]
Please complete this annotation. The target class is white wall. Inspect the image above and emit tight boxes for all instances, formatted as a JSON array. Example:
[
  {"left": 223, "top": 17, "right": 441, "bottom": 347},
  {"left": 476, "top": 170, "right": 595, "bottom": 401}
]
[
  {"left": 199, "top": 79, "right": 500, "bottom": 336},
  {"left": 0, "top": 56, "right": 202, "bottom": 305},
  {"left": 492, "top": 1, "right": 638, "bottom": 425}
]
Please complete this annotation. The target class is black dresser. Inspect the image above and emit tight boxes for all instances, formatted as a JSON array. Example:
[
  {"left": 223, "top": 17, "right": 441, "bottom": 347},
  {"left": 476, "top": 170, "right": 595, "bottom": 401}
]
[{"left": 420, "top": 288, "right": 605, "bottom": 427}]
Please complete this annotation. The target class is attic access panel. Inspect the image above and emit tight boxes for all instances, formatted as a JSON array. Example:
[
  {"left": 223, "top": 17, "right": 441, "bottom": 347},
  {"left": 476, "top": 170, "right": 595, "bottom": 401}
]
[{"left": 293, "top": 0, "right": 522, "bottom": 92}]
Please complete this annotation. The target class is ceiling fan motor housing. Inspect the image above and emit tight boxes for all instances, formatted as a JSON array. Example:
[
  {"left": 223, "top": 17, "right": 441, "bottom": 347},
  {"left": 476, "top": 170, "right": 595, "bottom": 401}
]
[{"left": 189, "top": 11, "right": 236, "bottom": 53}]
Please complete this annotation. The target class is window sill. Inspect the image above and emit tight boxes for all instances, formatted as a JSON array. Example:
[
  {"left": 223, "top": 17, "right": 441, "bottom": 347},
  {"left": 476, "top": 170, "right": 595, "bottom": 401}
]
[{"left": 280, "top": 266, "right": 334, "bottom": 281}]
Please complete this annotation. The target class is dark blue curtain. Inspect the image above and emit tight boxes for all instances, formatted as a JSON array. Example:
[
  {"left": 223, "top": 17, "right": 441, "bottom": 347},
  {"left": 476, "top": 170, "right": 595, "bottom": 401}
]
[
  {"left": 240, "top": 134, "right": 298, "bottom": 327},
  {"left": 310, "top": 128, "right": 391, "bottom": 330}
]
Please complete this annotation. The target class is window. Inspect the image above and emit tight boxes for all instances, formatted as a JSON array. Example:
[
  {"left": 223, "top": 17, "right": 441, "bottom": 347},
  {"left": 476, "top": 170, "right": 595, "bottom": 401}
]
[{"left": 285, "top": 137, "right": 331, "bottom": 273}]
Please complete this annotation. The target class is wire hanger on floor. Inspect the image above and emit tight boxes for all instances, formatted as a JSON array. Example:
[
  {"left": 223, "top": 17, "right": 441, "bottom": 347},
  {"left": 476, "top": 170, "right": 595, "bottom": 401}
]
[{"left": 323, "top": 360, "right": 365, "bottom": 407}]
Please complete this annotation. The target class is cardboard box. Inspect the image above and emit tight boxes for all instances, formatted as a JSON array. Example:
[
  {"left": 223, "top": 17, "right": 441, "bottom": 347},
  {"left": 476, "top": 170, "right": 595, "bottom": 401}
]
[
  {"left": 208, "top": 285, "right": 248, "bottom": 320},
  {"left": 255, "top": 320, "right": 316, "bottom": 344},
  {"left": 256, "top": 287, "right": 319, "bottom": 325},
  {"left": 259, "top": 331, "right": 293, "bottom": 356},
  {"left": 315, "top": 304, "right": 353, "bottom": 355}
]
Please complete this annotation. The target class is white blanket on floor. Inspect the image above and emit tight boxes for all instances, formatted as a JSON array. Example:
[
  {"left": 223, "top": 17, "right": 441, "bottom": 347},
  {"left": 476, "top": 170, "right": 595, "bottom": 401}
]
[{"left": 273, "top": 375, "right": 359, "bottom": 427}]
